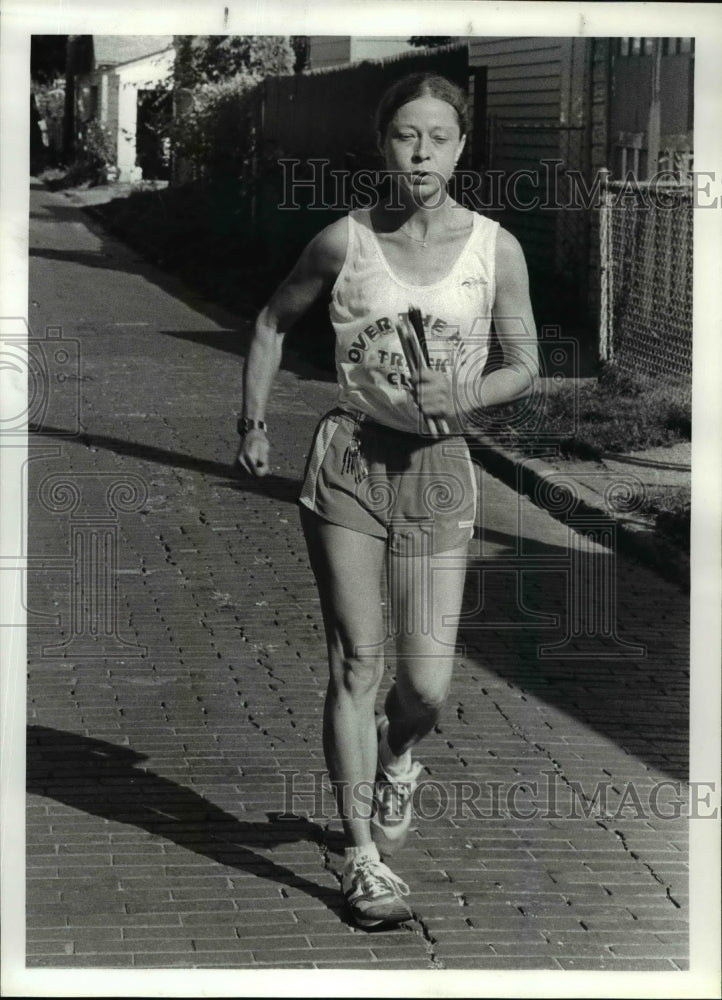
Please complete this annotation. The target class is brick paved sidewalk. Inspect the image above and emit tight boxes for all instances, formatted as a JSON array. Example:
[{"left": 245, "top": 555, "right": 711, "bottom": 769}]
[{"left": 24, "top": 182, "right": 691, "bottom": 974}]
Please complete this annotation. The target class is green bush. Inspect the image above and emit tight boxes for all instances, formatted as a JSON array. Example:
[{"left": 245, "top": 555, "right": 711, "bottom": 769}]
[
  {"left": 42, "top": 117, "right": 115, "bottom": 189},
  {"left": 174, "top": 36, "right": 293, "bottom": 87},
  {"left": 172, "top": 75, "right": 262, "bottom": 184},
  {"left": 638, "top": 486, "right": 691, "bottom": 545},
  {"left": 170, "top": 35, "right": 295, "bottom": 187}
]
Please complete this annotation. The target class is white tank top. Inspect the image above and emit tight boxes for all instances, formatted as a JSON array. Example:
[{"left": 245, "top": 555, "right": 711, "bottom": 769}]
[{"left": 329, "top": 207, "right": 499, "bottom": 433}]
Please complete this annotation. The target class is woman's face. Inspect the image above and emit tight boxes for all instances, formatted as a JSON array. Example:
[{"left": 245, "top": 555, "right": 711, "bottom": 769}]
[{"left": 380, "top": 93, "right": 466, "bottom": 205}]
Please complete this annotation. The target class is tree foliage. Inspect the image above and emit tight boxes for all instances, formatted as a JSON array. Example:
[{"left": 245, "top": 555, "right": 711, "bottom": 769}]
[
  {"left": 31, "top": 35, "right": 69, "bottom": 83},
  {"left": 408, "top": 37, "right": 456, "bottom": 49},
  {"left": 171, "top": 74, "right": 262, "bottom": 183},
  {"left": 174, "top": 35, "right": 293, "bottom": 88}
]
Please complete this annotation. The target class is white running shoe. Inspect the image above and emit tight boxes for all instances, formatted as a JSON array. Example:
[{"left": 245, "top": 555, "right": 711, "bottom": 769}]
[
  {"left": 371, "top": 717, "right": 424, "bottom": 856},
  {"left": 341, "top": 856, "right": 412, "bottom": 929}
]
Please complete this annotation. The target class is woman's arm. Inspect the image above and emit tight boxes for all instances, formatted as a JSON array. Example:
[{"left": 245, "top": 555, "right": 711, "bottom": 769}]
[
  {"left": 476, "top": 227, "right": 538, "bottom": 408},
  {"left": 237, "top": 218, "right": 347, "bottom": 476},
  {"left": 411, "top": 227, "right": 538, "bottom": 431}
]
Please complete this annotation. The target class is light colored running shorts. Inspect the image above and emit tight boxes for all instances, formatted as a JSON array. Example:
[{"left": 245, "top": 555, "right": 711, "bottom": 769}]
[{"left": 299, "top": 409, "right": 477, "bottom": 556}]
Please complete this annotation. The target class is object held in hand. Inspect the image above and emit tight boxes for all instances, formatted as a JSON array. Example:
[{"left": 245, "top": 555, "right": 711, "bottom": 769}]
[
  {"left": 407, "top": 306, "right": 431, "bottom": 367},
  {"left": 397, "top": 307, "right": 451, "bottom": 437}
]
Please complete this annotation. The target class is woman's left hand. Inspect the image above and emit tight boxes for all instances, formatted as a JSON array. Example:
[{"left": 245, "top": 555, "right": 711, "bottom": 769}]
[{"left": 410, "top": 367, "right": 456, "bottom": 423}]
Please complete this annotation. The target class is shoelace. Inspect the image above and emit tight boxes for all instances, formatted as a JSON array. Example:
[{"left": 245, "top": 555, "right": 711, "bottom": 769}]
[
  {"left": 350, "top": 858, "right": 410, "bottom": 898},
  {"left": 376, "top": 763, "right": 422, "bottom": 820}
]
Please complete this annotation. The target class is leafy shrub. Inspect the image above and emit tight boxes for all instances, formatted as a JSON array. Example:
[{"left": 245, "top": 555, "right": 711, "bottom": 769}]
[
  {"left": 171, "top": 75, "right": 264, "bottom": 185},
  {"left": 43, "top": 117, "right": 116, "bottom": 188},
  {"left": 638, "top": 486, "right": 691, "bottom": 544},
  {"left": 174, "top": 36, "right": 293, "bottom": 87},
  {"left": 170, "top": 34, "right": 294, "bottom": 187}
]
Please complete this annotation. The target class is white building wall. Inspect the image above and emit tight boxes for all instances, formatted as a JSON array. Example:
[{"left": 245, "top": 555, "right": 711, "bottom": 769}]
[
  {"left": 113, "top": 47, "right": 174, "bottom": 182},
  {"left": 99, "top": 73, "right": 107, "bottom": 120}
]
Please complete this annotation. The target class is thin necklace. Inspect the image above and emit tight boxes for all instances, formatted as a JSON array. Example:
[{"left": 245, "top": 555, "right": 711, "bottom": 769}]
[{"left": 399, "top": 224, "right": 431, "bottom": 248}]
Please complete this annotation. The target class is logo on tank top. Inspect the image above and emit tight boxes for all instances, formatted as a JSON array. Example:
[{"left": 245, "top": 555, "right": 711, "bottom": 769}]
[
  {"left": 461, "top": 275, "right": 487, "bottom": 290},
  {"left": 346, "top": 312, "right": 462, "bottom": 390}
]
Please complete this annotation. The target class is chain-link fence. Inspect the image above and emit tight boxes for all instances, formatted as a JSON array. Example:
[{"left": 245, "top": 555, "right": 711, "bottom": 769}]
[{"left": 600, "top": 177, "right": 693, "bottom": 377}]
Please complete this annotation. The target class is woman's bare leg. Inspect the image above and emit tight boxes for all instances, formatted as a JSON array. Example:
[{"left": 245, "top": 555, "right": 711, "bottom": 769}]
[
  {"left": 384, "top": 543, "right": 469, "bottom": 756},
  {"left": 300, "top": 506, "right": 387, "bottom": 846}
]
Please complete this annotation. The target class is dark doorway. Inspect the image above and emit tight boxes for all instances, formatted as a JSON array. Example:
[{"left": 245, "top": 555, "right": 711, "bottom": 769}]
[{"left": 136, "top": 88, "right": 172, "bottom": 181}]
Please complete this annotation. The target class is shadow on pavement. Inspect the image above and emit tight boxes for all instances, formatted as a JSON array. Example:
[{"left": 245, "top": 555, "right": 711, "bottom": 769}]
[
  {"left": 459, "top": 536, "right": 689, "bottom": 782},
  {"left": 474, "top": 523, "right": 573, "bottom": 557},
  {"left": 26, "top": 423, "right": 688, "bottom": 780},
  {"left": 31, "top": 204, "right": 97, "bottom": 221},
  {"left": 26, "top": 724, "right": 350, "bottom": 921},
  {"left": 30, "top": 181, "right": 335, "bottom": 384},
  {"left": 29, "top": 424, "right": 303, "bottom": 505},
  {"left": 158, "top": 329, "right": 336, "bottom": 383},
  {"left": 29, "top": 247, "right": 130, "bottom": 271}
]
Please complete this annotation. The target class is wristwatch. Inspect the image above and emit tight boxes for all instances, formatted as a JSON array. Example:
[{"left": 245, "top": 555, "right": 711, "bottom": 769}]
[{"left": 237, "top": 417, "right": 268, "bottom": 435}]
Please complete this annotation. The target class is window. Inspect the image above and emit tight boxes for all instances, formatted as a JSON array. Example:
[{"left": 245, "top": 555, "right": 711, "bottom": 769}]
[{"left": 621, "top": 37, "right": 694, "bottom": 57}]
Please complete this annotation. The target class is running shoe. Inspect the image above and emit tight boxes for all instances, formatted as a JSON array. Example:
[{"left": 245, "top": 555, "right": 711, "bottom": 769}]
[
  {"left": 342, "top": 856, "right": 412, "bottom": 929},
  {"left": 371, "top": 716, "right": 424, "bottom": 856}
]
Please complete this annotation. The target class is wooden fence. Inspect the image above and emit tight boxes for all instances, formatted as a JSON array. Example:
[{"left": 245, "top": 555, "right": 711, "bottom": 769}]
[{"left": 261, "top": 44, "right": 469, "bottom": 169}]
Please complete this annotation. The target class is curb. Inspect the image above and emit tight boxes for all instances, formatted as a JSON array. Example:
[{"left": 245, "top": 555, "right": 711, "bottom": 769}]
[{"left": 470, "top": 434, "right": 689, "bottom": 591}]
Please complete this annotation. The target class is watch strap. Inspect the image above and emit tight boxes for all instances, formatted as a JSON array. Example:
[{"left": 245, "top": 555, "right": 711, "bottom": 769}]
[{"left": 237, "top": 417, "right": 268, "bottom": 435}]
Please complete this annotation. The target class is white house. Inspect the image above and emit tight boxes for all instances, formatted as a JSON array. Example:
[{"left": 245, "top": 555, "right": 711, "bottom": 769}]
[{"left": 74, "top": 36, "right": 174, "bottom": 183}]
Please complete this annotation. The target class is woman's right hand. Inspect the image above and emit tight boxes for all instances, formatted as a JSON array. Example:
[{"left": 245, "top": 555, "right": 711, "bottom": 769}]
[{"left": 237, "top": 430, "right": 270, "bottom": 477}]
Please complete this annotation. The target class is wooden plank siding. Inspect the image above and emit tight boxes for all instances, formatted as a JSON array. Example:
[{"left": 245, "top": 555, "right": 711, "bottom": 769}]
[
  {"left": 469, "top": 36, "right": 565, "bottom": 56},
  {"left": 262, "top": 38, "right": 598, "bottom": 351},
  {"left": 468, "top": 37, "right": 594, "bottom": 343}
]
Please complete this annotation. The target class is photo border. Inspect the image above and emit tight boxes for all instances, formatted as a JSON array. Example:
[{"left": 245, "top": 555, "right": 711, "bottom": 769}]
[{"left": 2, "top": 2, "right": 720, "bottom": 997}]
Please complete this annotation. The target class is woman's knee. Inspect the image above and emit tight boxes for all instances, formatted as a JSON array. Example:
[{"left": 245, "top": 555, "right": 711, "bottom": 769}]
[
  {"left": 329, "top": 649, "right": 384, "bottom": 699},
  {"left": 396, "top": 673, "right": 450, "bottom": 717}
]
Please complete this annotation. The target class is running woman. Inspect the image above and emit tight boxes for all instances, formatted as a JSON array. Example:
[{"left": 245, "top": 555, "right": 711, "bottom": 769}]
[{"left": 237, "top": 72, "right": 538, "bottom": 929}]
